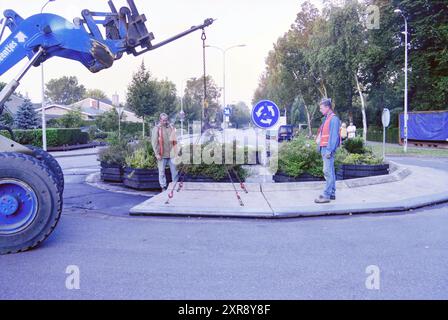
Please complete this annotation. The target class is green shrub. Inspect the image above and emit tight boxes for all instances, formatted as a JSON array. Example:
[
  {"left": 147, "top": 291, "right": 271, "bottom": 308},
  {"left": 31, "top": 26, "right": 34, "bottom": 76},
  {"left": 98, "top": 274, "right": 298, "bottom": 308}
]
[
  {"left": 121, "top": 122, "right": 144, "bottom": 139},
  {"left": 125, "top": 141, "right": 158, "bottom": 169},
  {"left": 343, "top": 137, "right": 366, "bottom": 154},
  {"left": 356, "top": 127, "right": 399, "bottom": 144},
  {"left": 275, "top": 136, "right": 385, "bottom": 178},
  {"left": 0, "top": 128, "right": 89, "bottom": 147},
  {"left": 277, "top": 138, "right": 324, "bottom": 178},
  {"left": 180, "top": 141, "right": 249, "bottom": 181},
  {"left": 341, "top": 153, "right": 383, "bottom": 165},
  {"left": 335, "top": 148, "right": 349, "bottom": 170},
  {"left": 98, "top": 139, "right": 131, "bottom": 166}
]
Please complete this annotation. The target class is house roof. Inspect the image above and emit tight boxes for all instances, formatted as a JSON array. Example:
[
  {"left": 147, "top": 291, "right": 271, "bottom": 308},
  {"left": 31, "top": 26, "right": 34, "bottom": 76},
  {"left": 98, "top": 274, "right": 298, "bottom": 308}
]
[
  {"left": 81, "top": 107, "right": 104, "bottom": 116},
  {"left": 72, "top": 97, "right": 114, "bottom": 107},
  {"left": 3, "top": 95, "right": 26, "bottom": 116},
  {"left": 19, "top": 97, "right": 140, "bottom": 121},
  {"left": 36, "top": 104, "right": 101, "bottom": 117}
]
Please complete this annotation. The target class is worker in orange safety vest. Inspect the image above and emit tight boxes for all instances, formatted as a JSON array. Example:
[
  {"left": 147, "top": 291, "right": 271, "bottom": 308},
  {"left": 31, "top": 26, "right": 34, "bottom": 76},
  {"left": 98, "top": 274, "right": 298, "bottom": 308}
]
[{"left": 315, "top": 98, "right": 341, "bottom": 204}]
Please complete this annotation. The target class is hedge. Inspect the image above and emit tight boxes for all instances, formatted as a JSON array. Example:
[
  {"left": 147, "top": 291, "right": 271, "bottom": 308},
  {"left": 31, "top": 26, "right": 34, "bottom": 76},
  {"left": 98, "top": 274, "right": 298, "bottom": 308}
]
[
  {"left": 356, "top": 127, "right": 399, "bottom": 144},
  {"left": 0, "top": 129, "right": 90, "bottom": 147},
  {"left": 312, "top": 126, "right": 399, "bottom": 144}
]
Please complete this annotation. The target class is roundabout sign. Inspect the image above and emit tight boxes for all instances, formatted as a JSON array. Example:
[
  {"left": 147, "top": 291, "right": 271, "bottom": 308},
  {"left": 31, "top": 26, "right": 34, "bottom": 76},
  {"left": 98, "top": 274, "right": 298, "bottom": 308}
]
[{"left": 251, "top": 100, "right": 280, "bottom": 129}]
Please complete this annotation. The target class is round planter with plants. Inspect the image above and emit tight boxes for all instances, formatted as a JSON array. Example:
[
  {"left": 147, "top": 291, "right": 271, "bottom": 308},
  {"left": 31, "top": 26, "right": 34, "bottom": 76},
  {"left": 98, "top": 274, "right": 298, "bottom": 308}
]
[
  {"left": 272, "top": 137, "right": 327, "bottom": 182},
  {"left": 273, "top": 136, "right": 388, "bottom": 183},
  {"left": 338, "top": 138, "right": 389, "bottom": 179},
  {"left": 179, "top": 142, "right": 248, "bottom": 183},
  {"left": 123, "top": 141, "right": 172, "bottom": 191},
  {"left": 98, "top": 138, "right": 130, "bottom": 183}
]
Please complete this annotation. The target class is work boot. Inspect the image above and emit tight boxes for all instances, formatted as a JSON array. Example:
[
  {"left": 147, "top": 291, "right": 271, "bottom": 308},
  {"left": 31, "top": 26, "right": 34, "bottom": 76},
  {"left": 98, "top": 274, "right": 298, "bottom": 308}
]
[{"left": 314, "top": 195, "right": 331, "bottom": 204}]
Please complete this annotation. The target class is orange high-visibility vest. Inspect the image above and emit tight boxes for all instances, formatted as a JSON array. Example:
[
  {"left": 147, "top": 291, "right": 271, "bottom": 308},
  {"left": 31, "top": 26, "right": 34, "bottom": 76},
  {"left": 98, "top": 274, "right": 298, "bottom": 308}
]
[
  {"left": 158, "top": 125, "right": 177, "bottom": 157},
  {"left": 316, "top": 112, "right": 335, "bottom": 147}
]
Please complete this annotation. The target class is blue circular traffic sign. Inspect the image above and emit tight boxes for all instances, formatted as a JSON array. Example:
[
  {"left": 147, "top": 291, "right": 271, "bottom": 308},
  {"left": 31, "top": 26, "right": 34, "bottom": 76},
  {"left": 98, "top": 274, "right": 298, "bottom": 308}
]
[{"left": 252, "top": 100, "right": 280, "bottom": 129}]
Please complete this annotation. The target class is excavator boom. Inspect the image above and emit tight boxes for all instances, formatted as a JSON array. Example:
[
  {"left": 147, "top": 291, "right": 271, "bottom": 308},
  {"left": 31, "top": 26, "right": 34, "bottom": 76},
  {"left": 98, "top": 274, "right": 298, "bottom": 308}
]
[{"left": 0, "top": 0, "right": 214, "bottom": 109}]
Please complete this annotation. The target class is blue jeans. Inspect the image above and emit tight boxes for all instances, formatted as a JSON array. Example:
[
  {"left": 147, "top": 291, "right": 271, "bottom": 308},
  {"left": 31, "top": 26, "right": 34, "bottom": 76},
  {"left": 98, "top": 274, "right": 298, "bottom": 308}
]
[
  {"left": 321, "top": 147, "right": 336, "bottom": 199},
  {"left": 158, "top": 158, "right": 179, "bottom": 188}
]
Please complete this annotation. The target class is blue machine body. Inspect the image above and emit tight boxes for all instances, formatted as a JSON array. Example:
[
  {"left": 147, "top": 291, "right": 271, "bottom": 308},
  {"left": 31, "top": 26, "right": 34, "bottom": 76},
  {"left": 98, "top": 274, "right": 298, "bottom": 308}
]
[{"left": 0, "top": 0, "right": 213, "bottom": 77}]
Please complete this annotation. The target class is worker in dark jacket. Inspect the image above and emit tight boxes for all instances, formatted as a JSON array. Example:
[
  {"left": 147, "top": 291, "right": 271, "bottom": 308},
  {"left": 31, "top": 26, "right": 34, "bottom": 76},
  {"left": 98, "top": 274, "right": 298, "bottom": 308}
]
[{"left": 315, "top": 98, "right": 341, "bottom": 204}]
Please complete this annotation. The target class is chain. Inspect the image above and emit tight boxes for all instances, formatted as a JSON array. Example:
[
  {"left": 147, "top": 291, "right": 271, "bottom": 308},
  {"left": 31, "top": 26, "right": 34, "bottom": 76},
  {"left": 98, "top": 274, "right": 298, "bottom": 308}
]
[
  {"left": 166, "top": 27, "right": 245, "bottom": 208},
  {"left": 201, "top": 29, "right": 207, "bottom": 132},
  {"left": 165, "top": 30, "right": 208, "bottom": 205}
]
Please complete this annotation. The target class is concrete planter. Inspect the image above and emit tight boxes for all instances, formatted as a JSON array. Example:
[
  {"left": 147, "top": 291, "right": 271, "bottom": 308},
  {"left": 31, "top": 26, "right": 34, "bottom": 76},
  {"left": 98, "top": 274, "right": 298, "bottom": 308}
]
[
  {"left": 273, "top": 172, "right": 325, "bottom": 183},
  {"left": 274, "top": 164, "right": 387, "bottom": 183},
  {"left": 183, "top": 171, "right": 243, "bottom": 183},
  {"left": 341, "top": 164, "right": 390, "bottom": 180},
  {"left": 100, "top": 162, "right": 123, "bottom": 183},
  {"left": 123, "top": 167, "right": 173, "bottom": 190}
]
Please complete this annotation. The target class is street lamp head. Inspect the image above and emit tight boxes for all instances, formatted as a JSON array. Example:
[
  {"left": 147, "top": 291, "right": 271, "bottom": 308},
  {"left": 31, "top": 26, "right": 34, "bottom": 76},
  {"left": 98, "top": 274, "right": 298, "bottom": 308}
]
[{"left": 394, "top": 9, "right": 402, "bottom": 14}]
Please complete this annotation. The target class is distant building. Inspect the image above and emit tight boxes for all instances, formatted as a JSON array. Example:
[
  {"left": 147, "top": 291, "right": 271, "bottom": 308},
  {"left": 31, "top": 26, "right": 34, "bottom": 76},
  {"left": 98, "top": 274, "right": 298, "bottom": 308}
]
[
  {"left": 35, "top": 104, "right": 102, "bottom": 121},
  {"left": 2, "top": 94, "right": 41, "bottom": 117},
  {"left": 35, "top": 97, "right": 143, "bottom": 123}
]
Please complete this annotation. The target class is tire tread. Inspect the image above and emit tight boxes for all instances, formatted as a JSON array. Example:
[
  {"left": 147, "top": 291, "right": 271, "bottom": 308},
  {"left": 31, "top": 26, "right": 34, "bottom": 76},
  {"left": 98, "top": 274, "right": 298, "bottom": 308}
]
[{"left": 0, "top": 152, "right": 62, "bottom": 255}]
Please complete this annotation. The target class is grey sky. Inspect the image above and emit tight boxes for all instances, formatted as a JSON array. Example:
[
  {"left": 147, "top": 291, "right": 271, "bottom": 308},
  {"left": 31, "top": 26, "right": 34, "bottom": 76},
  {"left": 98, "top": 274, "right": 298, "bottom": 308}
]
[{"left": 0, "top": 0, "right": 323, "bottom": 107}]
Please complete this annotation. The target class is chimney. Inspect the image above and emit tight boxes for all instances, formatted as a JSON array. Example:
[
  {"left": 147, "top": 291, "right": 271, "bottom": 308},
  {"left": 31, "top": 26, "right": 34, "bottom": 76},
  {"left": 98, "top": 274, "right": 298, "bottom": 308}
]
[
  {"left": 90, "top": 99, "right": 99, "bottom": 109},
  {"left": 112, "top": 94, "right": 119, "bottom": 107}
]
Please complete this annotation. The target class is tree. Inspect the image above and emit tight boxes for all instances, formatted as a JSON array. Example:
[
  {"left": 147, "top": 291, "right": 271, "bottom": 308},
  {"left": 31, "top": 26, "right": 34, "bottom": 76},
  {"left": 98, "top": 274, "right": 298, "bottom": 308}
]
[
  {"left": 229, "top": 102, "right": 251, "bottom": 128},
  {"left": 95, "top": 108, "right": 127, "bottom": 132},
  {"left": 253, "top": 1, "right": 323, "bottom": 136},
  {"left": 126, "top": 62, "right": 159, "bottom": 124},
  {"left": 45, "top": 76, "right": 86, "bottom": 105},
  {"left": 156, "top": 79, "right": 178, "bottom": 119},
  {"left": 392, "top": 0, "right": 448, "bottom": 111},
  {"left": 182, "top": 76, "right": 220, "bottom": 126},
  {"left": 0, "top": 112, "right": 14, "bottom": 127},
  {"left": 85, "top": 89, "right": 108, "bottom": 101},
  {"left": 15, "top": 99, "right": 39, "bottom": 129},
  {"left": 59, "top": 108, "right": 84, "bottom": 128},
  {"left": 325, "top": 0, "right": 368, "bottom": 139},
  {"left": 253, "top": 0, "right": 448, "bottom": 139}
]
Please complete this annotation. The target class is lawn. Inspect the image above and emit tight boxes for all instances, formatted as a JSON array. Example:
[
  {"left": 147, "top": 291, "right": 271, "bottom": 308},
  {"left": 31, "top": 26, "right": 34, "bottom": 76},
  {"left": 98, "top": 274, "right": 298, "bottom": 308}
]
[{"left": 368, "top": 142, "right": 448, "bottom": 158}]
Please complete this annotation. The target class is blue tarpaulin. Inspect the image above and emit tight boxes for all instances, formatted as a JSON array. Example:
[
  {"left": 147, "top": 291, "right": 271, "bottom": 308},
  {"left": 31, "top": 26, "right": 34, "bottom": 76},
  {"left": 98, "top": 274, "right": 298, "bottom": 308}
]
[{"left": 400, "top": 111, "right": 448, "bottom": 142}]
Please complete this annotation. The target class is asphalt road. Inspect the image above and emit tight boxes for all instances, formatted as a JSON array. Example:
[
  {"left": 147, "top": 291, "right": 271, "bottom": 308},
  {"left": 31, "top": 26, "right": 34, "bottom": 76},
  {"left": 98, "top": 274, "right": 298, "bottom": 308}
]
[
  {"left": 0, "top": 153, "right": 447, "bottom": 300},
  {"left": 388, "top": 156, "right": 448, "bottom": 172}
]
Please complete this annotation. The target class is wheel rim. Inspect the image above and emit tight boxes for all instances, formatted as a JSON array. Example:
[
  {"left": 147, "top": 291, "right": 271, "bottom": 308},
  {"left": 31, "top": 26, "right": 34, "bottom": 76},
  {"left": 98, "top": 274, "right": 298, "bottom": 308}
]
[{"left": 0, "top": 179, "right": 39, "bottom": 235}]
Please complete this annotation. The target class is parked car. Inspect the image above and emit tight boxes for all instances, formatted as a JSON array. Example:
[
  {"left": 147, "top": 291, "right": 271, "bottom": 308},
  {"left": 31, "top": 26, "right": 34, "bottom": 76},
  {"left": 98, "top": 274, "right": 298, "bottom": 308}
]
[{"left": 278, "top": 125, "right": 294, "bottom": 142}]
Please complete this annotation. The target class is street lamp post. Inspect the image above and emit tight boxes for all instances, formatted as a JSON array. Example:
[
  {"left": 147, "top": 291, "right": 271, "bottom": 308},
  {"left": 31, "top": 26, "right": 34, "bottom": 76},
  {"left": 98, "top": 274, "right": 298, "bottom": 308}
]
[
  {"left": 394, "top": 9, "right": 409, "bottom": 153},
  {"left": 40, "top": 0, "right": 55, "bottom": 151},
  {"left": 117, "top": 106, "right": 124, "bottom": 140},
  {"left": 205, "top": 44, "right": 246, "bottom": 129}
]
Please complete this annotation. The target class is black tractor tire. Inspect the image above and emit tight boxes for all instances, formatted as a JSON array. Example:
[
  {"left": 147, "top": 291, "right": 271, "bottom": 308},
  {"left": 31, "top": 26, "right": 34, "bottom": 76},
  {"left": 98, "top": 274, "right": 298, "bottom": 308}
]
[
  {"left": 26, "top": 145, "right": 64, "bottom": 194},
  {"left": 0, "top": 153, "right": 62, "bottom": 255}
]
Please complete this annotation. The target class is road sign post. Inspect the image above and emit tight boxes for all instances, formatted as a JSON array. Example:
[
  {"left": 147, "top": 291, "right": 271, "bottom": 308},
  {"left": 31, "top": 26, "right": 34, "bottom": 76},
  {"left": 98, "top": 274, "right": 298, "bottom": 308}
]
[
  {"left": 382, "top": 108, "right": 391, "bottom": 160},
  {"left": 252, "top": 100, "right": 280, "bottom": 167},
  {"left": 223, "top": 106, "right": 232, "bottom": 130},
  {"left": 179, "top": 110, "right": 186, "bottom": 139}
]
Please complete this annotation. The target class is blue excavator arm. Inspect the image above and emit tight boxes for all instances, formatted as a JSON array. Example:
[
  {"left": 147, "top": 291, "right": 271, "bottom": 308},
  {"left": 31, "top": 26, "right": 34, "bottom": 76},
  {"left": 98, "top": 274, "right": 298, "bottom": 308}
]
[{"left": 0, "top": 0, "right": 214, "bottom": 109}]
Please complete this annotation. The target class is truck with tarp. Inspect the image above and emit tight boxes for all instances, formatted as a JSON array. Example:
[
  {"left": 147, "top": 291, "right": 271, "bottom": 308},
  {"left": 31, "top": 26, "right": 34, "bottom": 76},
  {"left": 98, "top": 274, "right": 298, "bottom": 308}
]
[{"left": 399, "top": 110, "right": 448, "bottom": 148}]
